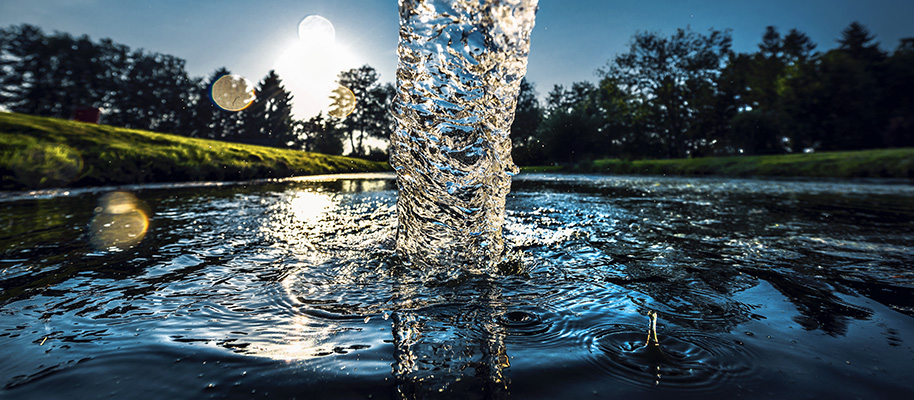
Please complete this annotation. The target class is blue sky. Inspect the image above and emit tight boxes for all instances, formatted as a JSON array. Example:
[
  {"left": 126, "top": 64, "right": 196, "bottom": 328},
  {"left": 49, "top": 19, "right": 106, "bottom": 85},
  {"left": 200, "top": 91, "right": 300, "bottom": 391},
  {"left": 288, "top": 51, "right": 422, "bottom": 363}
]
[{"left": 2, "top": 0, "right": 912, "bottom": 115}]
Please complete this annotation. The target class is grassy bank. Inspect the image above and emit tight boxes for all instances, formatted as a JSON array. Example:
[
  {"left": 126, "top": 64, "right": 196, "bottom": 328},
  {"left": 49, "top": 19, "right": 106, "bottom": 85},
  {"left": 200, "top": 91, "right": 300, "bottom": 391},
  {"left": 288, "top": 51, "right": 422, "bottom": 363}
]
[
  {"left": 522, "top": 149, "right": 914, "bottom": 179},
  {"left": 0, "top": 112, "right": 389, "bottom": 190}
]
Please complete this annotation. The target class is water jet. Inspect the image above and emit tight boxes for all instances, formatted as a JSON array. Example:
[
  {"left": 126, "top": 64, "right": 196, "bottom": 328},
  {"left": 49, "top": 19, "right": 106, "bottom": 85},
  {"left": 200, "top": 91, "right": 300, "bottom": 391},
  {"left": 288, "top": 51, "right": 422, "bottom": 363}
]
[{"left": 391, "top": 0, "right": 538, "bottom": 273}]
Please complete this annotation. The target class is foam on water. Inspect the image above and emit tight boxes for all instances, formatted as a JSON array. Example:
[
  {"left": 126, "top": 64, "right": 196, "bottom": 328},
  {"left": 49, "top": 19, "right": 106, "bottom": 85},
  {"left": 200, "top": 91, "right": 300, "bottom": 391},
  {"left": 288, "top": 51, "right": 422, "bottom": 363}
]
[{"left": 390, "top": 0, "right": 538, "bottom": 273}]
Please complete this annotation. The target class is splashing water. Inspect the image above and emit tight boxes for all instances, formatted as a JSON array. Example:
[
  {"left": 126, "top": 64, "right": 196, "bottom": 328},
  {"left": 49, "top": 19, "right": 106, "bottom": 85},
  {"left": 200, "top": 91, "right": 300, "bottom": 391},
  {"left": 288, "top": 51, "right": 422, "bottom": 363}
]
[{"left": 391, "top": 0, "right": 538, "bottom": 273}]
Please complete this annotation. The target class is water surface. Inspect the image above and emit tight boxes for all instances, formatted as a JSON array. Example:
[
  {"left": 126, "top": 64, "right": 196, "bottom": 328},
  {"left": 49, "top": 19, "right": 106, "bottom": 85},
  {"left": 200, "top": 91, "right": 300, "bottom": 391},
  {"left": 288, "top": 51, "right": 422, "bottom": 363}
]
[{"left": 1, "top": 173, "right": 913, "bottom": 399}]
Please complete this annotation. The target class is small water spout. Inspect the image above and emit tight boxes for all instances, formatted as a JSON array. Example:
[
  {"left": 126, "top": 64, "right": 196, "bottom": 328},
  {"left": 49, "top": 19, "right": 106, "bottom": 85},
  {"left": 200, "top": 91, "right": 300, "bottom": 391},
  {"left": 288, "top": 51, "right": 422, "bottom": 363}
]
[
  {"left": 391, "top": 0, "right": 538, "bottom": 274},
  {"left": 645, "top": 310, "right": 660, "bottom": 346}
]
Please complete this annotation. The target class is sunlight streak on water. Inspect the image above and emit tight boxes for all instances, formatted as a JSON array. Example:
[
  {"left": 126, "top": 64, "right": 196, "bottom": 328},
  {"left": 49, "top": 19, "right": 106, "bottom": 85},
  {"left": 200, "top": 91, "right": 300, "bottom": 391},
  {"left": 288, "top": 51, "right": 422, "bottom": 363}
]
[{"left": 288, "top": 191, "right": 335, "bottom": 223}]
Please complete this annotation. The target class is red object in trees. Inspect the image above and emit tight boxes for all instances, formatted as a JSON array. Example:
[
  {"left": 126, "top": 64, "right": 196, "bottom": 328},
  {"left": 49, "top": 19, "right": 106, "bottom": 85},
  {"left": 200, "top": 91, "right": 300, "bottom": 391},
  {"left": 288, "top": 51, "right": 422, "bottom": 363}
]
[{"left": 72, "top": 106, "right": 101, "bottom": 123}]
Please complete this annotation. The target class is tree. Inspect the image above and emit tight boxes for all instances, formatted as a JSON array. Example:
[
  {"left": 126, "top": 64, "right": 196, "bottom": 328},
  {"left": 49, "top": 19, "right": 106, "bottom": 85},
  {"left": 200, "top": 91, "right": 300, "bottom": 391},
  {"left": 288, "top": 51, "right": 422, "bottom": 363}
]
[
  {"left": 238, "top": 70, "right": 294, "bottom": 147},
  {"left": 538, "top": 82, "right": 606, "bottom": 163},
  {"left": 837, "top": 22, "right": 884, "bottom": 62},
  {"left": 292, "top": 113, "right": 345, "bottom": 155},
  {"left": 188, "top": 68, "right": 242, "bottom": 139},
  {"left": 0, "top": 25, "right": 110, "bottom": 118},
  {"left": 809, "top": 22, "right": 889, "bottom": 150},
  {"left": 729, "top": 111, "right": 785, "bottom": 154},
  {"left": 883, "top": 38, "right": 914, "bottom": 147},
  {"left": 0, "top": 24, "right": 196, "bottom": 134},
  {"left": 595, "top": 76, "right": 641, "bottom": 158},
  {"left": 105, "top": 49, "right": 196, "bottom": 134},
  {"left": 337, "top": 65, "right": 379, "bottom": 156},
  {"left": 719, "top": 26, "right": 817, "bottom": 154},
  {"left": 601, "top": 28, "right": 732, "bottom": 158},
  {"left": 362, "top": 82, "right": 396, "bottom": 150},
  {"left": 509, "top": 78, "right": 544, "bottom": 165}
]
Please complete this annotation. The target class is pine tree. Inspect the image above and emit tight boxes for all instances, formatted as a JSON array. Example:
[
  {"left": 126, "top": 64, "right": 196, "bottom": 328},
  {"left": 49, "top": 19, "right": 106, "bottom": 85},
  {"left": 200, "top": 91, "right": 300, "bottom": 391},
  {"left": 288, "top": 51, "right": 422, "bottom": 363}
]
[
  {"left": 240, "top": 70, "right": 294, "bottom": 147},
  {"left": 189, "top": 68, "right": 241, "bottom": 139}
]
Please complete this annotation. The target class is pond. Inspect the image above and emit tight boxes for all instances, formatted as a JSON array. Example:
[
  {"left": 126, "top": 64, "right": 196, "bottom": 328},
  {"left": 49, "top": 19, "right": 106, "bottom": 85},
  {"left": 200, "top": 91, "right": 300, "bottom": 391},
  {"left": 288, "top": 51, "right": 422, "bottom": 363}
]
[{"left": 1, "top": 172, "right": 913, "bottom": 399}]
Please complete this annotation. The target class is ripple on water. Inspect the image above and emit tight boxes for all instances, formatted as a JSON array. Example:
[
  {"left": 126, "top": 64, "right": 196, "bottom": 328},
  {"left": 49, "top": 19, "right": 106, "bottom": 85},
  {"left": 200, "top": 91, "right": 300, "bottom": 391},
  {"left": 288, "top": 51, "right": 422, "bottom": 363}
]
[{"left": 586, "top": 323, "right": 761, "bottom": 391}]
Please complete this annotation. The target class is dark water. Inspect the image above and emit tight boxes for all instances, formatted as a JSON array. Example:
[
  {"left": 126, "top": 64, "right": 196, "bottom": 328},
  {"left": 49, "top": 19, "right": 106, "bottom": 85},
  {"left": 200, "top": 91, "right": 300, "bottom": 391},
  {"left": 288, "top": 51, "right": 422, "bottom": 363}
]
[{"left": 2, "top": 173, "right": 913, "bottom": 399}]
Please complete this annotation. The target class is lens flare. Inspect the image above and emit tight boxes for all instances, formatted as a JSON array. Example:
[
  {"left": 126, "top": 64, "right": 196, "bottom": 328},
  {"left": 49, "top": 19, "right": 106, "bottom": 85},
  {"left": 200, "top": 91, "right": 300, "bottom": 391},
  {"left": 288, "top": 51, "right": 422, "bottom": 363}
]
[
  {"left": 89, "top": 192, "right": 149, "bottom": 251},
  {"left": 298, "top": 15, "right": 335, "bottom": 44},
  {"left": 328, "top": 85, "right": 357, "bottom": 118},
  {"left": 211, "top": 74, "right": 256, "bottom": 111}
]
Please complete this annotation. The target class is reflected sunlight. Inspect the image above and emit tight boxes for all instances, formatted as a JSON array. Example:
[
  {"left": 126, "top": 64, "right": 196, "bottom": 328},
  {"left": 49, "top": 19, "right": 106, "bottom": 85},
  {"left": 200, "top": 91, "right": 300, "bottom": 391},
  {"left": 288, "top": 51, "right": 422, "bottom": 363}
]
[
  {"left": 275, "top": 15, "right": 358, "bottom": 118},
  {"left": 89, "top": 191, "right": 149, "bottom": 251},
  {"left": 261, "top": 189, "right": 339, "bottom": 259},
  {"left": 249, "top": 314, "right": 339, "bottom": 361},
  {"left": 289, "top": 191, "right": 334, "bottom": 223}
]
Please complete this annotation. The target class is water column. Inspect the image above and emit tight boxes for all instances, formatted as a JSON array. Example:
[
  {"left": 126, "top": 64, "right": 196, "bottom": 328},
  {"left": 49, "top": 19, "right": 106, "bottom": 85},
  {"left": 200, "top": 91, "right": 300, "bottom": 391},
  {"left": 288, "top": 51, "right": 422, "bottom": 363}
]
[{"left": 391, "top": 0, "right": 538, "bottom": 273}]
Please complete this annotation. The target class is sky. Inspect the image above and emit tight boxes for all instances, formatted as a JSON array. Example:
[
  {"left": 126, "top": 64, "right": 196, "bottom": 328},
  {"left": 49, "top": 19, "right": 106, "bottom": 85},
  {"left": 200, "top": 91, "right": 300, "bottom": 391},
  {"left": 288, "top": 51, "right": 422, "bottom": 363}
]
[{"left": 2, "top": 0, "right": 913, "bottom": 117}]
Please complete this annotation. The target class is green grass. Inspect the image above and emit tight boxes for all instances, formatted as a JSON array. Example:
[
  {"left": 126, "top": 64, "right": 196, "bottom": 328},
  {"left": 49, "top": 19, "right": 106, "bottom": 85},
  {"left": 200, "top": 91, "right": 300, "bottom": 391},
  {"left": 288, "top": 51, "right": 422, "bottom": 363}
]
[
  {"left": 522, "top": 149, "right": 914, "bottom": 179},
  {"left": 0, "top": 112, "right": 390, "bottom": 190},
  {"left": 518, "top": 165, "right": 564, "bottom": 173}
]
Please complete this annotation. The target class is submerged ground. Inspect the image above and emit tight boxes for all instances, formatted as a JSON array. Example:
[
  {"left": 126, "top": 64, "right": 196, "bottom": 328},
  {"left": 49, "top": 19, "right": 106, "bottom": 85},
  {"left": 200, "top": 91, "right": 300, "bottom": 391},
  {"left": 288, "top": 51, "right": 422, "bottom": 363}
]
[{"left": 1, "top": 173, "right": 912, "bottom": 399}]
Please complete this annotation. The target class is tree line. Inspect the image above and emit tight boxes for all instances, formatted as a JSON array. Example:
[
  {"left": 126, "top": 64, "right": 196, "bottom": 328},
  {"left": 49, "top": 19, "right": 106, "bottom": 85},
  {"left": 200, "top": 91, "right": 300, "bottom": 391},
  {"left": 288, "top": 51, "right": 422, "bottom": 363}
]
[
  {"left": 0, "top": 24, "right": 394, "bottom": 159},
  {"left": 511, "top": 22, "right": 914, "bottom": 165},
  {"left": 3, "top": 22, "right": 912, "bottom": 165}
]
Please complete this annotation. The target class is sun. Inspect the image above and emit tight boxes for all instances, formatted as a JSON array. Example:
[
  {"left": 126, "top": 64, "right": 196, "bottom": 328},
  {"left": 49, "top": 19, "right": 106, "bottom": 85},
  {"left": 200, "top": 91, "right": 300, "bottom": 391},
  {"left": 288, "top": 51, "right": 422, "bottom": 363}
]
[{"left": 274, "top": 15, "right": 358, "bottom": 119}]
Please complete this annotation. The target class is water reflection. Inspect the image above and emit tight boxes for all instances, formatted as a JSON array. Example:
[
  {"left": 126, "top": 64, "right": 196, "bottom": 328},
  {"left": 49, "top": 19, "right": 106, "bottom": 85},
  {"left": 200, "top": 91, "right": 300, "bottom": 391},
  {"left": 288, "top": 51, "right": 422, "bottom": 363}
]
[
  {"left": 391, "top": 277, "right": 510, "bottom": 398},
  {"left": 2, "top": 174, "right": 914, "bottom": 398},
  {"left": 287, "top": 191, "right": 334, "bottom": 223},
  {"left": 88, "top": 191, "right": 149, "bottom": 251}
]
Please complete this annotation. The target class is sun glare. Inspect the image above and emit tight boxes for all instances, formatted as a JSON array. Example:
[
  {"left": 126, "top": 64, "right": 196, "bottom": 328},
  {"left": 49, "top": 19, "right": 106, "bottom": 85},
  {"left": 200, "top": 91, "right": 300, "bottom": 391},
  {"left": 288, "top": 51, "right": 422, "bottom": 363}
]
[
  {"left": 298, "top": 15, "right": 336, "bottom": 44},
  {"left": 289, "top": 191, "right": 334, "bottom": 223},
  {"left": 275, "top": 15, "right": 358, "bottom": 119}
]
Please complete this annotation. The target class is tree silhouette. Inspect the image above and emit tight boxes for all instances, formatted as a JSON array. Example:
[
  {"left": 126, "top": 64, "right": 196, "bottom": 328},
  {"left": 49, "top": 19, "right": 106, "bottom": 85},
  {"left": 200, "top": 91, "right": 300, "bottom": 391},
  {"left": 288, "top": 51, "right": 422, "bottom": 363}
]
[
  {"left": 0, "top": 24, "right": 195, "bottom": 134},
  {"left": 0, "top": 25, "right": 110, "bottom": 118},
  {"left": 722, "top": 26, "right": 817, "bottom": 154},
  {"left": 509, "top": 78, "right": 544, "bottom": 165},
  {"left": 883, "top": 38, "right": 914, "bottom": 147},
  {"left": 602, "top": 28, "right": 732, "bottom": 158},
  {"left": 292, "top": 113, "right": 345, "bottom": 155},
  {"left": 336, "top": 65, "right": 394, "bottom": 156},
  {"left": 239, "top": 70, "right": 294, "bottom": 147},
  {"left": 838, "top": 22, "right": 883, "bottom": 62},
  {"left": 106, "top": 49, "right": 196, "bottom": 134},
  {"left": 188, "top": 68, "right": 240, "bottom": 139},
  {"left": 538, "top": 82, "right": 605, "bottom": 163}
]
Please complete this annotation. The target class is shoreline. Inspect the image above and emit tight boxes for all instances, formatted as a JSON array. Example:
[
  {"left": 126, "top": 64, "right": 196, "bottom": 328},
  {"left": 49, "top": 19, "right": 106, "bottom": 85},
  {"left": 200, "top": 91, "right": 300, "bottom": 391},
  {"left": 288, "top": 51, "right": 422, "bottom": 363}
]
[
  {"left": 1, "top": 112, "right": 390, "bottom": 191},
  {"left": 521, "top": 148, "right": 914, "bottom": 180}
]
